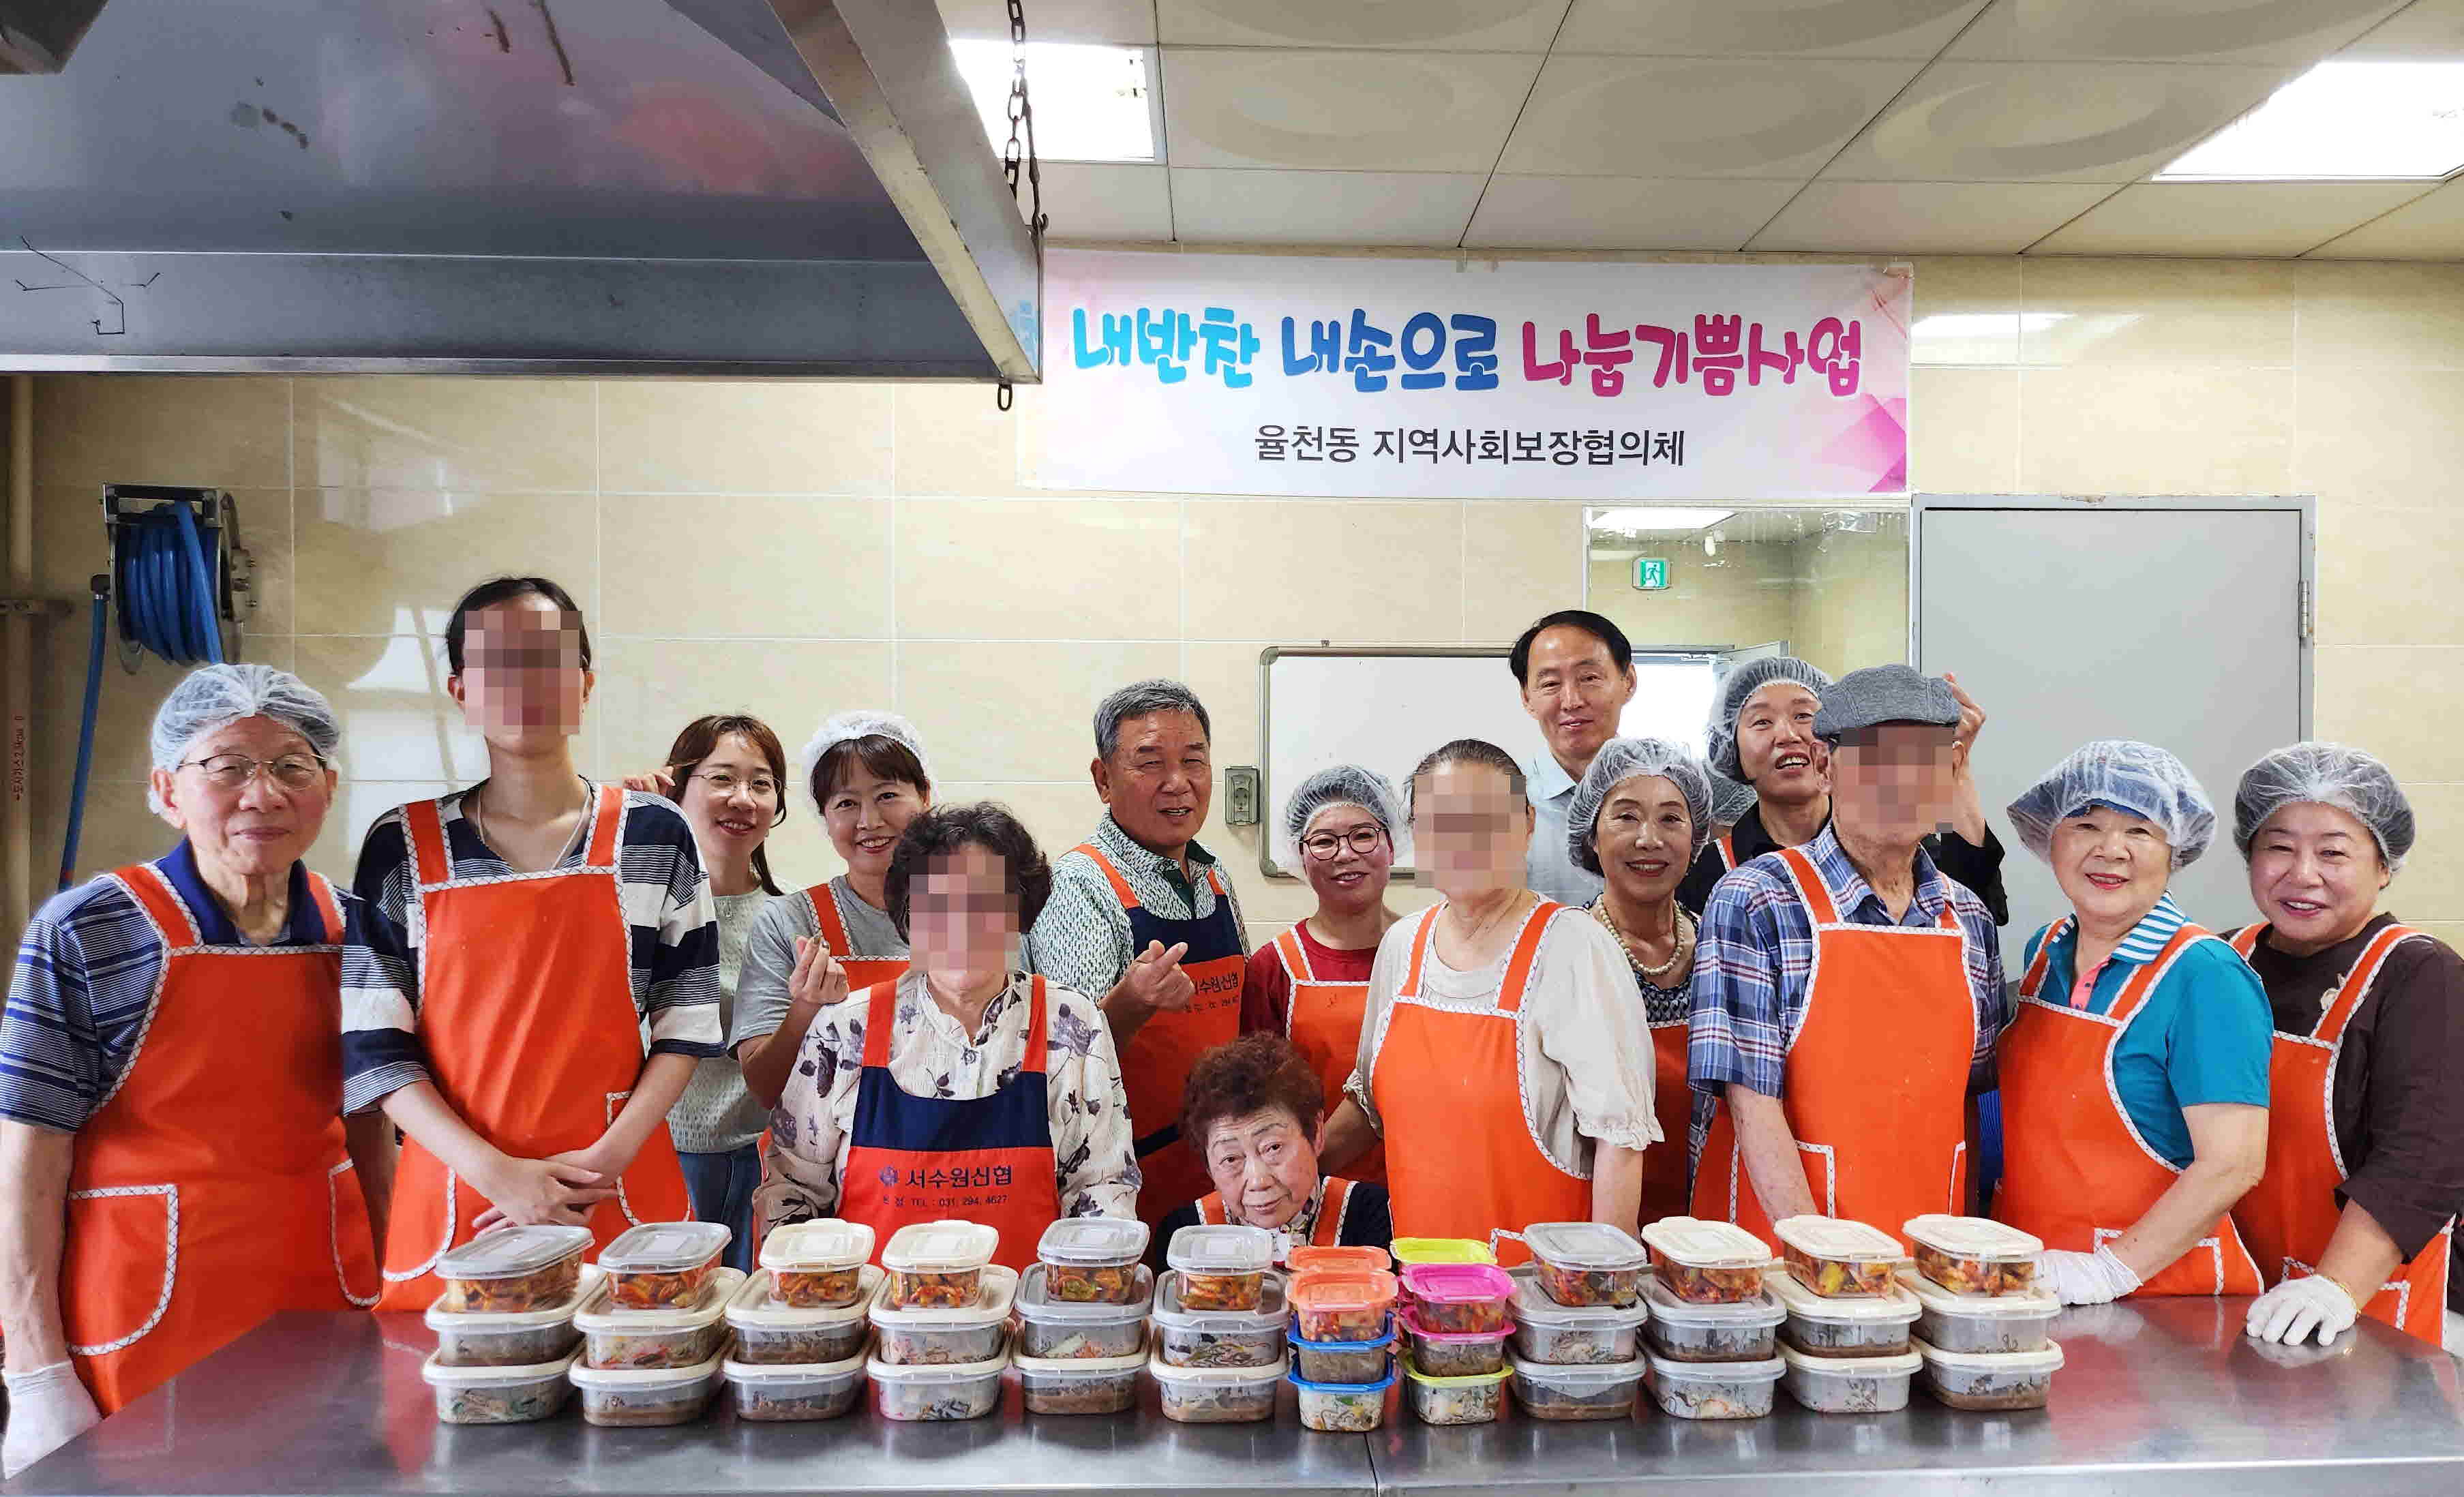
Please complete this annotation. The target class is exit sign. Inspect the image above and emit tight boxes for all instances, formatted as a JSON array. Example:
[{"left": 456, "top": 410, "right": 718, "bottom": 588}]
[{"left": 1633, "top": 556, "right": 1670, "bottom": 591}]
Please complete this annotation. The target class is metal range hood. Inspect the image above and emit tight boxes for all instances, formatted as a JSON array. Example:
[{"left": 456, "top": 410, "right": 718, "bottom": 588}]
[{"left": 0, "top": 0, "right": 1041, "bottom": 378}]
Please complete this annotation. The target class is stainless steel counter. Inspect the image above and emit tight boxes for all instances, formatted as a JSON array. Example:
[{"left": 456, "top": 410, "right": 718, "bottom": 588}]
[{"left": 7, "top": 1300, "right": 2462, "bottom": 1497}]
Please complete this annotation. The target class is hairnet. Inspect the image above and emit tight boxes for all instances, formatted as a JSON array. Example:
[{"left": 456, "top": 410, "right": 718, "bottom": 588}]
[
  {"left": 147, "top": 663, "right": 340, "bottom": 814},
  {"left": 1569, "top": 737, "right": 1715, "bottom": 875},
  {"left": 798, "top": 710, "right": 933, "bottom": 820},
  {"left": 1707, "top": 656, "right": 1832, "bottom": 780},
  {"left": 1813, "top": 664, "right": 1959, "bottom": 743},
  {"left": 2232, "top": 741, "right": 2415, "bottom": 874},
  {"left": 2006, "top": 739, "right": 2217, "bottom": 871},
  {"left": 1709, "top": 770, "right": 1758, "bottom": 828},
  {"left": 1274, "top": 764, "right": 1407, "bottom": 875}
]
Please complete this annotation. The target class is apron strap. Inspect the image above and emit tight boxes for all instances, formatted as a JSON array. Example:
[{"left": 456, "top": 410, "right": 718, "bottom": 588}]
[
  {"left": 2107, "top": 924, "right": 2209, "bottom": 1026},
  {"left": 858, "top": 976, "right": 901, "bottom": 1069},
  {"left": 1397, "top": 905, "right": 1442, "bottom": 999},
  {"left": 1021, "top": 976, "right": 1051, "bottom": 1076},
  {"left": 1071, "top": 844, "right": 1139, "bottom": 907},
  {"left": 2316, "top": 924, "right": 2428, "bottom": 1044},
  {"left": 1716, "top": 832, "right": 1737, "bottom": 872},
  {"left": 808, "top": 883, "right": 852, "bottom": 956},
  {"left": 301, "top": 871, "right": 345, "bottom": 945},
  {"left": 2016, "top": 916, "right": 2070, "bottom": 1001},
  {"left": 404, "top": 798, "right": 453, "bottom": 889},
  {"left": 2226, "top": 924, "right": 2262, "bottom": 959},
  {"left": 1197, "top": 1193, "right": 1224, "bottom": 1225},
  {"left": 1774, "top": 845, "right": 1840, "bottom": 925},
  {"left": 1275, "top": 927, "right": 1312, "bottom": 986},
  {"left": 1497, "top": 901, "right": 1563, "bottom": 1016},
  {"left": 584, "top": 783, "right": 625, "bottom": 867},
  {"left": 1314, "top": 1177, "right": 1354, "bottom": 1246},
  {"left": 115, "top": 862, "right": 200, "bottom": 947}
]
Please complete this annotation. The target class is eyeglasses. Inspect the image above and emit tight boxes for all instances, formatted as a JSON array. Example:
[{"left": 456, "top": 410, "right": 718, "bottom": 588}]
[
  {"left": 1300, "top": 826, "right": 1387, "bottom": 860},
  {"left": 689, "top": 770, "right": 779, "bottom": 800},
  {"left": 179, "top": 752, "right": 325, "bottom": 791}
]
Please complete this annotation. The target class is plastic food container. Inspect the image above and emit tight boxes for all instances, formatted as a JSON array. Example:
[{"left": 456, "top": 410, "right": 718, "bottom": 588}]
[
  {"left": 727, "top": 1267, "right": 880, "bottom": 1366},
  {"left": 1288, "top": 1245, "right": 1391, "bottom": 1278},
  {"left": 1509, "top": 1352, "right": 1645, "bottom": 1421},
  {"left": 1398, "top": 1263, "right": 1516, "bottom": 1335},
  {"left": 1015, "top": 1343, "right": 1146, "bottom": 1415},
  {"left": 1402, "top": 1357, "right": 1509, "bottom": 1425},
  {"left": 1895, "top": 1269, "right": 2060, "bottom": 1355},
  {"left": 1392, "top": 1237, "right": 1494, "bottom": 1268},
  {"left": 1523, "top": 1222, "right": 1650, "bottom": 1308},
  {"left": 722, "top": 1352, "right": 867, "bottom": 1421},
  {"left": 1773, "top": 1215, "right": 1904, "bottom": 1298},
  {"left": 425, "top": 1269, "right": 591, "bottom": 1367},
  {"left": 1289, "top": 1271, "right": 1399, "bottom": 1343},
  {"left": 1509, "top": 1269, "right": 1648, "bottom": 1365},
  {"left": 1154, "top": 1268, "right": 1289, "bottom": 1370},
  {"left": 1017, "top": 1261, "right": 1153, "bottom": 1359},
  {"left": 869, "top": 1262, "right": 1017, "bottom": 1365},
  {"left": 1149, "top": 1348, "right": 1284, "bottom": 1424},
  {"left": 575, "top": 1267, "right": 743, "bottom": 1370},
  {"left": 869, "top": 1344, "right": 1008, "bottom": 1421},
  {"left": 1397, "top": 1308, "right": 1510, "bottom": 1378},
  {"left": 1033, "top": 1218, "right": 1150, "bottom": 1304},
  {"left": 880, "top": 1219, "right": 1000, "bottom": 1311},
  {"left": 1640, "top": 1218, "right": 1773, "bottom": 1305},
  {"left": 1289, "top": 1365, "right": 1396, "bottom": 1432},
  {"left": 1903, "top": 1215, "right": 2042, "bottom": 1297},
  {"left": 1767, "top": 1269, "right": 1920, "bottom": 1359},
  {"left": 434, "top": 1225, "right": 594, "bottom": 1315},
  {"left": 1916, "top": 1337, "right": 2064, "bottom": 1410},
  {"left": 1780, "top": 1344, "right": 1921, "bottom": 1414},
  {"left": 1643, "top": 1276, "right": 1783, "bottom": 1363},
  {"left": 759, "top": 1220, "right": 874, "bottom": 1310},
  {"left": 598, "top": 1222, "right": 733, "bottom": 1311},
  {"left": 569, "top": 1354, "right": 723, "bottom": 1427},
  {"left": 422, "top": 1348, "right": 577, "bottom": 1424},
  {"left": 1644, "top": 1350, "right": 1782, "bottom": 1420},
  {"left": 1289, "top": 1325, "right": 1395, "bottom": 1385},
  {"left": 1167, "top": 1223, "right": 1274, "bottom": 1312}
]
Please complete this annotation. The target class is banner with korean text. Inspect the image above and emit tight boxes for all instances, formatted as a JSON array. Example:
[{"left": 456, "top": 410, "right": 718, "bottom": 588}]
[{"left": 1027, "top": 250, "right": 1911, "bottom": 500}]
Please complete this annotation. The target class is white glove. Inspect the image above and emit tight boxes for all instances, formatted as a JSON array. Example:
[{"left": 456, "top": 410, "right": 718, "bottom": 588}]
[
  {"left": 4, "top": 1361, "right": 102, "bottom": 1478},
  {"left": 2037, "top": 1245, "right": 2141, "bottom": 1305},
  {"left": 2246, "top": 1274, "right": 2358, "bottom": 1346}
]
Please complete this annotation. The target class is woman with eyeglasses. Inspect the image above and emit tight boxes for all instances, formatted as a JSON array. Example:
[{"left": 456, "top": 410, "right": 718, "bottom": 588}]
[{"left": 0, "top": 665, "right": 385, "bottom": 1474}]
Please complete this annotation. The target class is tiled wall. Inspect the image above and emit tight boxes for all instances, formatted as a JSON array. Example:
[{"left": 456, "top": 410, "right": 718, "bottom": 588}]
[{"left": 14, "top": 255, "right": 2464, "bottom": 958}]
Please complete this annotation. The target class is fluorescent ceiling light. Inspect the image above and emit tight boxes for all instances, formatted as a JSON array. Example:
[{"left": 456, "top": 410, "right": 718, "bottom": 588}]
[
  {"left": 1590, "top": 506, "right": 1735, "bottom": 535},
  {"left": 2157, "top": 61, "right": 2464, "bottom": 181},
  {"left": 948, "top": 40, "right": 1158, "bottom": 164}
]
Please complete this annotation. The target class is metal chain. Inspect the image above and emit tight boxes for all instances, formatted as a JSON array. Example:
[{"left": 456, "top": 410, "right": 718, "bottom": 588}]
[{"left": 997, "top": 0, "right": 1045, "bottom": 413}]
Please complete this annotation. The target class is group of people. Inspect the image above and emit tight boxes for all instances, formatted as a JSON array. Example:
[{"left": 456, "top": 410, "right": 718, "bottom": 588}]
[{"left": 1, "top": 580, "right": 2457, "bottom": 1475}]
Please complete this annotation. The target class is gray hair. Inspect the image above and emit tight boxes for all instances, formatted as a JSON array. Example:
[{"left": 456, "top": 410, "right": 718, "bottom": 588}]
[{"left": 1093, "top": 678, "right": 1212, "bottom": 760}]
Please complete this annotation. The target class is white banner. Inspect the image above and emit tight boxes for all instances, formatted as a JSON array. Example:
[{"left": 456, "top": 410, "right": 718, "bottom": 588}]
[{"left": 1027, "top": 250, "right": 1912, "bottom": 501}]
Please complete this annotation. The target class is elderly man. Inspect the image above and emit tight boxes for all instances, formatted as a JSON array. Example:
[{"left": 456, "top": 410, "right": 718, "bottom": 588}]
[
  {"left": 1510, "top": 610, "right": 1639, "bottom": 905},
  {"left": 1032, "top": 680, "right": 1246, "bottom": 1226},
  {"left": 1687, "top": 664, "right": 2009, "bottom": 1242}
]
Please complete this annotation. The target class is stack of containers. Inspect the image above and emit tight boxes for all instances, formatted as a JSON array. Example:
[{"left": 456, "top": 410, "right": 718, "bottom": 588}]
[
  {"left": 1152, "top": 1225, "right": 1284, "bottom": 1423},
  {"left": 1013, "top": 1218, "right": 1153, "bottom": 1415},
  {"left": 566, "top": 1222, "right": 738, "bottom": 1427},
  {"left": 867, "top": 1220, "right": 1011, "bottom": 1421},
  {"left": 1286, "top": 1256, "right": 1400, "bottom": 1432},
  {"left": 1901, "top": 1215, "right": 2065, "bottom": 1410},
  {"left": 1507, "top": 1222, "right": 1652, "bottom": 1421},
  {"left": 1767, "top": 1217, "right": 1922, "bottom": 1413},
  {"left": 1398, "top": 1262, "right": 1516, "bottom": 1425},
  {"left": 1637, "top": 1218, "right": 1784, "bottom": 1420},
  {"left": 720, "top": 1220, "right": 878, "bottom": 1422},
  {"left": 419, "top": 1225, "right": 596, "bottom": 1425}
]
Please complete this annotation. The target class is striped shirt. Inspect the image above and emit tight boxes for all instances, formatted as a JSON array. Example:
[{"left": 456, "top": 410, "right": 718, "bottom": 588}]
[
  {"left": 342, "top": 783, "right": 724, "bottom": 1116},
  {"left": 1026, "top": 813, "right": 1248, "bottom": 999},
  {"left": 1, "top": 841, "right": 364, "bottom": 1134}
]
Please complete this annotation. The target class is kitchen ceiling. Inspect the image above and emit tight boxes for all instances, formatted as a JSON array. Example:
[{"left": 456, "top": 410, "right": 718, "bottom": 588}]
[{"left": 937, "top": 0, "right": 2464, "bottom": 258}]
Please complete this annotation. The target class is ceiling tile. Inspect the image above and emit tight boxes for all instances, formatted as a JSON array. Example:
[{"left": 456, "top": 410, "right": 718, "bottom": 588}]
[
  {"left": 1501, "top": 56, "right": 1925, "bottom": 177},
  {"left": 1554, "top": 0, "right": 1992, "bottom": 59},
  {"left": 1945, "top": 0, "right": 2407, "bottom": 63},
  {"left": 1158, "top": 0, "right": 1572, "bottom": 51},
  {"left": 2027, "top": 181, "right": 2433, "bottom": 255},
  {"left": 2305, "top": 179, "right": 2464, "bottom": 257},
  {"left": 1823, "top": 61, "right": 2289, "bottom": 183},
  {"left": 2339, "top": 0, "right": 2464, "bottom": 57},
  {"left": 1464, "top": 175, "right": 1803, "bottom": 249},
  {"left": 1747, "top": 181, "right": 2115, "bottom": 252},
  {"left": 1161, "top": 48, "right": 1543, "bottom": 171},
  {"left": 1036, "top": 164, "right": 1175, "bottom": 242},
  {"left": 1168, "top": 168, "right": 1488, "bottom": 245},
  {"left": 935, "top": 0, "right": 1156, "bottom": 44}
]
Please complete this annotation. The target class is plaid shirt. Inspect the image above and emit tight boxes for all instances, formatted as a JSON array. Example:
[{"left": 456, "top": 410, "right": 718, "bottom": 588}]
[{"left": 1027, "top": 813, "right": 1246, "bottom": 999}]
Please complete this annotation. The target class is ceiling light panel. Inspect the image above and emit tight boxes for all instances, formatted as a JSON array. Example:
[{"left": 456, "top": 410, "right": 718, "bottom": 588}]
[
  {"left": 950, "top": 40, "right": 1162, "bottom": 163},
  {"left": 2157, "top": 62, "right": 2464, "bottom": 180},
  {"left": 1158, "top": 0, "right": 1572, "bottom": 52}
]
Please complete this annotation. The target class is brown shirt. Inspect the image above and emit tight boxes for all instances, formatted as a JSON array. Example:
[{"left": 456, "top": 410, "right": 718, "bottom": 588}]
[{"left": 2239, "top": 913, "right": 2464, "bottom": 1262}]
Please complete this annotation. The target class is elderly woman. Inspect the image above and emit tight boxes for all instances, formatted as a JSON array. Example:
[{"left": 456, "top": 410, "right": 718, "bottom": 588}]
[
  {"left": 2225, "top": 744, "right": 2464, "bottom": 1348},
  {"left": 1569, "top": 737, "right": 1715, "bottom": 1222},
  {"left": 0, "top": 665, "right": 385, "bottom": 1475},
  {"left": 1995, "top": 740, "right": 2272, "bottom": 1305},
  {"left": 1160, "top": 1034, "right": 1393, "bottom": 1264},
  {"left": 757, "top": 804, "right": 1139, "bottom": 1266},
  {"left": 1240, "top": 765, "right": 1404, "bottom": 1184},
  {"left": 1321, "top": 739, "right": 1655, "bottom": 1260}
]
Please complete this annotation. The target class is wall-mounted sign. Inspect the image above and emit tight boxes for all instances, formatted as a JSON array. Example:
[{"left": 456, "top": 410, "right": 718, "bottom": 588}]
[{"left": 1634, "top": 557, "right": 1671, "bottom": 591}]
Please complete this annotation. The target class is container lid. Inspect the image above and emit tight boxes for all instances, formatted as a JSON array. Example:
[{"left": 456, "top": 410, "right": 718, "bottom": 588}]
[
  {"left": 868, "top": 1262, "right": 1017, "bottom": 1327},
  {"left": 567, "top": 1352, "right": 725, "bottom": 1390},
  {"left": 1901, "top": 1214, "right": 2042, "bottom": 1260},
  {"left": 1773, "top": 1215, "right": 1906, "bottom": 1263},
  {"left": 1642, "top": 1275, "right": 1784, "bottom": 1327},
  {"left": 420, "top": 1347, "right": 580, "bottom": 1387},
  {"left": 727, "top": 1266, "right": 883, "bottom": 1330},
  {"left": 1766, "top": 1269, "right": 1921, "bottom": 1325},
  {"left": 1288, "top": 1324, "right": 1396, "bottom": 1353},
  {"left": 1288, "top": 1245, "right": 1391, "bottom": 1277},
  {"left": 1400, "top": 1355, "right": 1512, "bottom": 1389},
  {"left": 1287, "top": 1364, "right": 1398, "bottom": 1395},
  {"left": 574, "top": 1267, "right": 745, "bottom": 1332},
  {"left": 1289, "top": 1271, "right": 1399, "bottom": 1320},
  {"left": 1397, "top": 1307, "right": 1514, "bottom": 1344},
  {"left": 1506, "top": 1350, "right": 1647, "bottom": 1387},
  {"left": 1893, "top": 1269, "right": 2060, "bottom": 1320},
  {"left": 1398, "top": 1262, "right": 1516, "bottom": 1304},
  {"left": 1521, "top": 1221, "right": 1649, "bottom": 1272},
  {"left": 1145, "top": 1348, "right": 1289, "bottom": 1387},
  {"left": 434, "top": 1224, "right": 594, "bottom": 1281},
  {"left": 866, "top": 1345, "right": 1011, "bottom": 1383},
  {"left": 1778, "top": 1344, "right": 1921, "bottom": 1376},
  {"left": 1391, "top": 1237, "right": 1494, "bottom": 1266},
  {"left": 1640, "top": 1217, "right": 1773, "bottom": 1270},
  {"left": 1036, "top": 1217, "right": 1150, "bottom": 1267},
  {"left": 1508, "top": 1269, "right": 1649, "bottom": 1330},
  {"left": 1642, "top": 1350, "right": 1785, "bottom": 1382},
  {"left": 425, "top": 1264, "right": 601, "bottom": 1330},
  {"left": 1016, "top": 1262, "right": 1155, "bottom": 1322},
  {"left": 879, "top": 1219, "right": 1000, "bottom": 1275},
  {"left": 1152, "top": 1268, "right": 1289, "bottom": 1331},
  {"left": 1910, "top": 1335, "right": 2066, "bottom": 1373},
  {"left": 1167, "top": 1223, "right": 1274, "bottom": 1275},
  {"left": 1013, "top": 1341, "right": 1150, "bottom": 1376},
  {"left": 759, "top": 1219, "right": 874, "bottom": 1274},
  {"left": 597, "top": 1222, "right": 734, "bottom": 1275},
  {"left": 720, "top": 1350, "right": 868, "bottom": 1382}
]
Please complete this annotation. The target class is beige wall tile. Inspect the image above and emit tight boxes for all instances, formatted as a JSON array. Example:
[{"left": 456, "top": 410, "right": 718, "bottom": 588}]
[
  {"left": 2407, "top": 920, "right": 2464, "bottom": 954},
  {"left": 290, "top": 635, "right": 485, "bottom": 782},
  {"left": 599, "top": 494, "right": 892, "bottom": 639},
  {"left": 1179, "top": 642, "right": 1265, "bottom": 770},
  {"left": 896, "top": 498, "right": 1182, "bottom": 640},
  {"left": 2017, "top": 366, "right": 2294, "bottom": 496},
  {"left": 33, "top": 376, "right": 288, "bottom": 489},
  {"left": 293, "top": 489, "right": 597, "bottom": 636},
  {"left": 2292, "top": 369, "right": 2464, "bottom": 508},
  {"left": 893, "top": 383, "right": 1029, "bottom": 498},
  {"left": 1184, "top": 500, "right": 1462, "bottom": 643},
  {"left": 598, "top": 382, "right": 893, "bottom": 494},
  {"left": 2396, "top": 782, "right": 2464, "bottom": 923},
  {"left": 590, "top": 637, "right": 895, "bottom": 783},
  {"left": 1909, "top": 367, "right": 2020, "bottom": 494},
  {"left": 2019, "top": 259, "right": 2294, "bottom": 368},
  {"left": 899, "top": 639, "right": 1181, "bottom": 782},
  {"left": 928, "top": 781, "right": 1110, "bottom": 893},
  {"left": 2315, "top": 503, "right": 2464, "bottom": 648},
  {"left": 38, "top": 780, "right": 174, "bottom": 892},
  {"left": 1464, "top": 502, "right": 1584, "bottom": 644},
  {"left": 295, "top": 378, "right": 594, "bottom": 492},
  {"left": 2295, "top": 262, "right": 2464, "bottom": 370},
  {"left": 1910, "top": 258, "right": 2022, "bottom": 367},
  {"left": 2313, "top": 646, "right": 2464, "bottom": 783}
]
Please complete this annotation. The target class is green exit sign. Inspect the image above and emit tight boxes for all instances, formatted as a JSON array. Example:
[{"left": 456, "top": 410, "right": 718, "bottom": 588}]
[{"left": 1633, "top": 556, "right": 1670, "bottom": 591}]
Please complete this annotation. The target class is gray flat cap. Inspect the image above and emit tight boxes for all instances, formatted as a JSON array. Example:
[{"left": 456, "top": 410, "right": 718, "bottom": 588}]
[{"left": 1812, "top": 663, "right": 1959, "bottom": 742}]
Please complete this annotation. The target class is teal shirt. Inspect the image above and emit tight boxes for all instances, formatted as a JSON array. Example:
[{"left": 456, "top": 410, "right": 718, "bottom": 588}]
[{"left": 2021, "top": 894, "right": 2272, "bottom": 1168}]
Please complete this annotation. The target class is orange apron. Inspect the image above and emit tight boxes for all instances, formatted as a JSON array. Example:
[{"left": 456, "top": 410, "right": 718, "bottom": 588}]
[
  {"left": 1714, "top": 833, "right": 1739, "bottom": 872},
  {"left": 1691, "top": 845, "right": 1976, "bottom": 1245},
  {"left": 1197, "top": 1177, "right": 1360, "bottom": 1257},
  {"left": 65, "top": 861, "right": 378, "bottom": 1412},
  {"left": 1642, "top": 1020, "right": 1693, "bottom": 1223},
  {"left": 2228, "top": 922, "right": 2454, "bottom": 1344},
  {"left": 1371, "top": 900, "right": 1589, "bottom": 1268},
  {"left": 1272, "top": 926, "right": 1383, "bottom": 1186},
  {"left": 375, "top": 785, "right": 692, "bottom": 1310},
  {"left": 1072, "top": 843, "right": 1245, "bottom": 1229},
  {"left": 1998, "top": 920, "right": 2262, "bottom": 1296},
  {"left": 807, "top": 881, "right": 908, "bottom": 993}
]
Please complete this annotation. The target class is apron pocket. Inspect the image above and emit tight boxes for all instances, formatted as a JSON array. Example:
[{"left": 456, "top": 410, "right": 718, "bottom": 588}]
[
  {"left": 65, "top": 1183, "right": 181, "bottom": 1355},
  {"left": 329, "top": 1160, "right": 381, "bottom": 1306}
]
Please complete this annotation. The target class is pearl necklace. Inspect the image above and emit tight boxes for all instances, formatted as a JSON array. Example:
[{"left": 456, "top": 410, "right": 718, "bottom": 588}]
[{"left": 1595, "top": 898, "right": 1694, "bottom": 984}]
